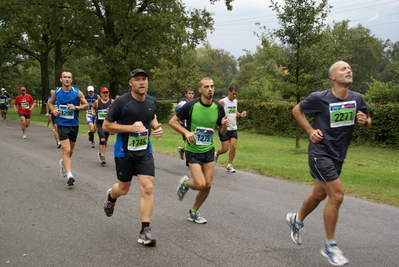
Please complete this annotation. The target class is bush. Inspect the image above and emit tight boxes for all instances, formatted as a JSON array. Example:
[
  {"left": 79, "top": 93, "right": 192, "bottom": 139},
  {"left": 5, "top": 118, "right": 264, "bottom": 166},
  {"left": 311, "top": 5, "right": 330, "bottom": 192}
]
[
  {"left": 156, "top": 101, "right": 174, "bottom": 123},
  {"left": 238, "top": 100, "right": 399, "bottom": 148}
]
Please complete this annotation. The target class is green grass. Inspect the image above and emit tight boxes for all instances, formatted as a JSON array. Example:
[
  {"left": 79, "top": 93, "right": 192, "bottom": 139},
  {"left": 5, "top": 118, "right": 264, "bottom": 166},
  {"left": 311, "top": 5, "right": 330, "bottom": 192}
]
[{"left": 8, "top": 107, "right": 399, "bottom": 206}]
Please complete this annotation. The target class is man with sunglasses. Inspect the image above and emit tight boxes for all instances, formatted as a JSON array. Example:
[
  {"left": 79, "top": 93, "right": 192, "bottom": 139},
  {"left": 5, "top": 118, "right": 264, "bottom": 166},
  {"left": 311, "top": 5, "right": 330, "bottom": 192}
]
[
  {"left": 14, "top": 87, "right": 35, "bottom": 139},
  {"left": 91, "top": 87, "right": 113, "bottom": 165}
]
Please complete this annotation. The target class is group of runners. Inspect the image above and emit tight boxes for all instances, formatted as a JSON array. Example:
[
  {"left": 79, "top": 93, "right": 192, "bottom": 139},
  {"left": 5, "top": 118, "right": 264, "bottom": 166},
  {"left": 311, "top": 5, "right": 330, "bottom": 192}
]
[{"left": 7, "top": 60, "right": 372, "bottom": 266}]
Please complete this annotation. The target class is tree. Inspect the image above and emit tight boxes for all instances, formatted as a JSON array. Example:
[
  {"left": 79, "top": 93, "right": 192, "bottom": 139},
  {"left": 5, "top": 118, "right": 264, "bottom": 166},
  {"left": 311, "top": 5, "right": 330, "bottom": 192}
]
[
  {"left": 195, "top": 45, "right": 238, "bottom": 97},
  {"left": 329, "top": 20, "right": 386, "bottom": 93},
  {"left": 233, "top": 42, "right": 286, "bottom": 102},
  {"left": 267, "top": 0, "right": 332, "bottom": 148},
  {"left": 0, "top": 0, "right": 85, "bottom": 113}
]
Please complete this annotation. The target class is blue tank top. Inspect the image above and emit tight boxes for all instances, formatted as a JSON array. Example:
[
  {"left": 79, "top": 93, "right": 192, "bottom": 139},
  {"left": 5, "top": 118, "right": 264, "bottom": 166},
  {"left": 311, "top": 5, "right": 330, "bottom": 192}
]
[
  {"left": 85, "top": 94, "right": 98, "bottom": 108},
  {"left": 55, "top": 87, "right": 80, "bottom": 126}
]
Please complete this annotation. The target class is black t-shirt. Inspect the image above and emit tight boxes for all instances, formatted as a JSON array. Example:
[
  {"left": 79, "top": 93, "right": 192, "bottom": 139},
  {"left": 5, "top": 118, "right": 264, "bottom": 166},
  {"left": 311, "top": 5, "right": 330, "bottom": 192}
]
[
  {"left": 300, "top": 89, "right": 369, "bottom": 162},
  {"left": 106, "top": 92, "right": 156, "bottom": 158}
]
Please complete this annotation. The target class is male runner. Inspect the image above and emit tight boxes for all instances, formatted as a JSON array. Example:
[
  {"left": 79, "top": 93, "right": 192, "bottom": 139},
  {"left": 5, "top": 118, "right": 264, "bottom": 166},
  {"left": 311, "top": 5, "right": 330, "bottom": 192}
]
[
  {"left": 174, "top": 88, "right": 195, "bottom": 161},
  {"left": 14, "top": 87, "right": 35, "bottom": 139},
  {"left": 215, "top": 85, "right": 247, "bottom": 173},
  {"left": 0, "top": 88, "right": 11, "bottom": 121},
  {"left": 169, "top": 77, "right": 229, "bottom": 224},
  {"left": 48, "top": 70, "right": 88, "bottom": 186},
  {"left": 85, "top": 86, "right": 100, "bottom": 148},
  {"left": 91, "top": 87, "right": 113, "bottom": 165},
  {"left": 287, "top": 61, "right": 372, "bottom": 266},
  {"left": 102, "top": 69, "right": 163, "bottom": 246}
]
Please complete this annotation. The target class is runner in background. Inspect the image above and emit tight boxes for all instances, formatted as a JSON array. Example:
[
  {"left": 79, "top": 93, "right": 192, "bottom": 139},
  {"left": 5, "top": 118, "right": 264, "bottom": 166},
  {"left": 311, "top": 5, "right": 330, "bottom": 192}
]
[
  {"left": 14, "top": 87, "right": 35, "bottom": 139},
  {"left": 85, "top": 86, "right": 100, "bottom": 148},
  {"left": 91, "top": 87, "right": 113, "bottom": 166}
]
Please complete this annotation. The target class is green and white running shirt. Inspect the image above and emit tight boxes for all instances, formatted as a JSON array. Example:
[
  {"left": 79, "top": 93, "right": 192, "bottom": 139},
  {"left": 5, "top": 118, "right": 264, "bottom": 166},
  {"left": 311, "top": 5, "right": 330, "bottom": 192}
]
[{"left": 176, "top": 98, "right": 226, "bottom": 153}]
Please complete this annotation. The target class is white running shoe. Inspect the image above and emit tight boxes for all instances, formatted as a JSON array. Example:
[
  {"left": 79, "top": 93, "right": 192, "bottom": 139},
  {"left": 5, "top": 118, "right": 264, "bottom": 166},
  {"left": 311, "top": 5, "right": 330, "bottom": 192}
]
[
  {"left": 226, "top": 165, "right": 236, "bottom": 173},
  {"left": 320, "top": 241, "right": 349, "bottom": 266},
  {"left": 59, "top": 159, "right": 67, "bottom": 178},
  {"left": 286, "top": 213, "right": 304, "bottom": 245},
  {"left": 187, "top": 210, "right": 207, "bottom": 224}
]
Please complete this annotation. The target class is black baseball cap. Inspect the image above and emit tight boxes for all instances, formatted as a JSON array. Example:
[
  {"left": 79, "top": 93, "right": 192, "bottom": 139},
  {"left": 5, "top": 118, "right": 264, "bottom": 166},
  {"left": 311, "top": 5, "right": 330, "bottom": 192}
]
[{"left": 129, "top": 69, "right": 148, "bottom": 79}]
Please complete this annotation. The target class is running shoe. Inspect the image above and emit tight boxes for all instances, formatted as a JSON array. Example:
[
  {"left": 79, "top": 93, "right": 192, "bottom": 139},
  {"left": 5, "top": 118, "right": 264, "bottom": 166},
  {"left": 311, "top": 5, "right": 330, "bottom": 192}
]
[
  {"left": 59, "top": 159, "right": 67, "bottom": 178},
  {"left": 91, "top": 142, "right": 95, "bottom": 148},
  {"left": 137, "top": 227, "right": 157, "bottom": 246},
  {"left": 22, "top": 134, "right": 27, "bottom": 139},
  {"left": 214, "top": 152, "right": 218, "bottom": 162},
  {"left": 176, "top": 175, "right": 189, "bottom": 200},
  {"left": 187, "top": 210, "right": 207, "bottom": 224},
  {"left": 286, "top": 213, "right": 304, "bottom": 245},
  {"left": 67, "top": 176, "right": 75, "bottom": 186},
  {"left": 103, "top": 188, "right": 115, "bottom": 217},
  {"left": 320, "top": 241, "right": 349, "bottom": 266},
  {"left": 177, "top": 147, "right": 184, "bottom": 160},
  {"left": 46, "top": 121, "right": 50, "bottom": 127},
  {"left": 98, "top": 153, "right": 106, "bottom": 165},
  {"left": 57, "top": 142, "right": 61, "bottom": 149},
  {"left": 226, "top": 165, "right": 236, "bottom": 173}
]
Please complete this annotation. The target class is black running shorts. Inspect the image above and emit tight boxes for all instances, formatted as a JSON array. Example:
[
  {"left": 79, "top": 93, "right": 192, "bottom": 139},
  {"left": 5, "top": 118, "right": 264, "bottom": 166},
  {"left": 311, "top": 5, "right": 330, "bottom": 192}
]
[
  {"left": 308, "top": 155, "right": 343, "bottom": 183},
  {"left": 58, "top": 125, "right": 79, "bottom": 142},
  {"left": 115, "top": 153, "right": 155, "bottom": 182},
  {"left": 185, "top": 148, "right": 215, "bottom": 165}
]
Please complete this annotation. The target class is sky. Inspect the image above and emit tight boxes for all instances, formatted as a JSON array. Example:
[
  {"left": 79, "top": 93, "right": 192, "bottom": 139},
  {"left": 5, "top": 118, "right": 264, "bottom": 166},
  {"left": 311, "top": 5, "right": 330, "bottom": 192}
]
[{"left": 182, "top": 0, "right": 399, "bottom": 59}]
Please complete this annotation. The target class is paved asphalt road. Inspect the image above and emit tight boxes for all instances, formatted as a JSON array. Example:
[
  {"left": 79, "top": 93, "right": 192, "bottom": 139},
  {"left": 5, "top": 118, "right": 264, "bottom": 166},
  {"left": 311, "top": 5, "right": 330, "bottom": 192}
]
[{"left": 1, "top": 119, "right": 398, "bottom": 267}]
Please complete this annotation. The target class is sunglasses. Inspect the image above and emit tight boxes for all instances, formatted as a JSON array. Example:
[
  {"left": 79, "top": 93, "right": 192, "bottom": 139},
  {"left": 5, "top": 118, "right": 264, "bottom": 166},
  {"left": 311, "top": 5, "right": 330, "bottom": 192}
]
[{"left": 102, "top": 91, "right": 109, "bottom": 94}]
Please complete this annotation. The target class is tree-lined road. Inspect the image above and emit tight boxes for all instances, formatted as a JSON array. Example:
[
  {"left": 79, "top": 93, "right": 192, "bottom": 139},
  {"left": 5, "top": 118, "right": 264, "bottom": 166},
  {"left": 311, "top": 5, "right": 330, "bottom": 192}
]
[{"left": 1, "top": 119, "right": 398, "bottom": 266}]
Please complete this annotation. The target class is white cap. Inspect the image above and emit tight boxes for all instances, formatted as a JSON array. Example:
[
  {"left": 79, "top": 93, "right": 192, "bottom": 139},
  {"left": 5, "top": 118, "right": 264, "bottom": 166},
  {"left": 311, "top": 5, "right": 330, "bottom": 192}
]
[
  {"left": 87, "top": 86, "right": 94, "bottom": 92},
  {"left": 1, "top": 88, "right": 5, "bottom": 91}
]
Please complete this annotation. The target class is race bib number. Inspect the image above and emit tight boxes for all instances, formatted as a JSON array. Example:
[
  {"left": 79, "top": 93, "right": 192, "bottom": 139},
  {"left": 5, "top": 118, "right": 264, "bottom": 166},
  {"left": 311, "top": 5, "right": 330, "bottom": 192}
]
[
  {"left": 127, "top": 130, "right": 149, "bottom": 151},
  {"left": 195, "top": 127, "right": 214, "bottom": 146},
  {"left": 86, "top": 110, "right": 92, "bottom": 116},
  {"left": 21, "top": 102, "right": 29, "bottom": 109},
  {"left": 227, "top": 105, "right": 237, "bottom": 114},
  {"left": 97, "top": 109, "right": 108, "bottom": 120},
  {"left": 329, "top": 101, "right": 356, "bottom": 128},
  {"left": 59, "top": 105, "right": 74, "bottom": 119},
  {"left": 0, "top": 99, "right": 5, "bottom": 103}
]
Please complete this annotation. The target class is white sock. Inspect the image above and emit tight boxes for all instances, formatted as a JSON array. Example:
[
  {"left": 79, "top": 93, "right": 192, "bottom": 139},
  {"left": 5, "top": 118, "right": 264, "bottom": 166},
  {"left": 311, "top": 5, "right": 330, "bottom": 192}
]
[
  {"left": 66, "top": 172, "right": 73, "bottom": 178},
  {"left": 295, "top": 214, "right": 303, "bottom": 223},
  {"left": 326, "top": 239, "right": 337, "bottom": 246}
]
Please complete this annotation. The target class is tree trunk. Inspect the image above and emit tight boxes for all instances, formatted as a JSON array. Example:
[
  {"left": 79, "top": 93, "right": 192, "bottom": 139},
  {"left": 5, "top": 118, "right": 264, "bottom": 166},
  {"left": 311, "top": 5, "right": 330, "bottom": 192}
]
[
  {"left": 295, "top": 94, "right": 301, "bottom": 148},
  {"left": 54, "top": 39, "right": 63, "bottom": 89},
  {"left": 40, "top": 52, "right": 50, "bottom": 114}
]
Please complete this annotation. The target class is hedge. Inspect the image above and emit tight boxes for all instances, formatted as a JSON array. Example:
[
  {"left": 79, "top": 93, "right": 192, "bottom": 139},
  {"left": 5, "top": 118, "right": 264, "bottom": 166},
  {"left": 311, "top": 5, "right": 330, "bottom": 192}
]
[{"left": 156, "top": 100, "right": 399, "bottom": 148}]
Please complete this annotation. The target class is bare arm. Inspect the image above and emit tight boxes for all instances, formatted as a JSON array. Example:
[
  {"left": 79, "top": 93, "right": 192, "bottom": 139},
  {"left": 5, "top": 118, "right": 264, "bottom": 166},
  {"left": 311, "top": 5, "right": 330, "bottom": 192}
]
[
  {"left": 169, "top": 115, "right": 196, "bottom": 144},
  {"left": 91, "top": 100, "right": 98, "bottom": 115},
  {"left": 218, "top": 115, "right": 229, "bottom": 135},
  {"left": 77, "top": 91, "right": 88, "bottom": 110},
  {"left": 29, "top": 98, "right": 35, "bottom": 110},
  {"left": 356, "top": 111, "right": 372, "bottom": 129},
  {"left": 103, "top": 119, "right": 147, "bottom": 133},
  {"left": 292, "top": 104, "right": 324, "bottom": 144},
  {"left": 48, "top": 90, "right": 58, "bottom": 116},
  {"left": 150, "top": 115, "right": 163, "bottom": 139}
]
